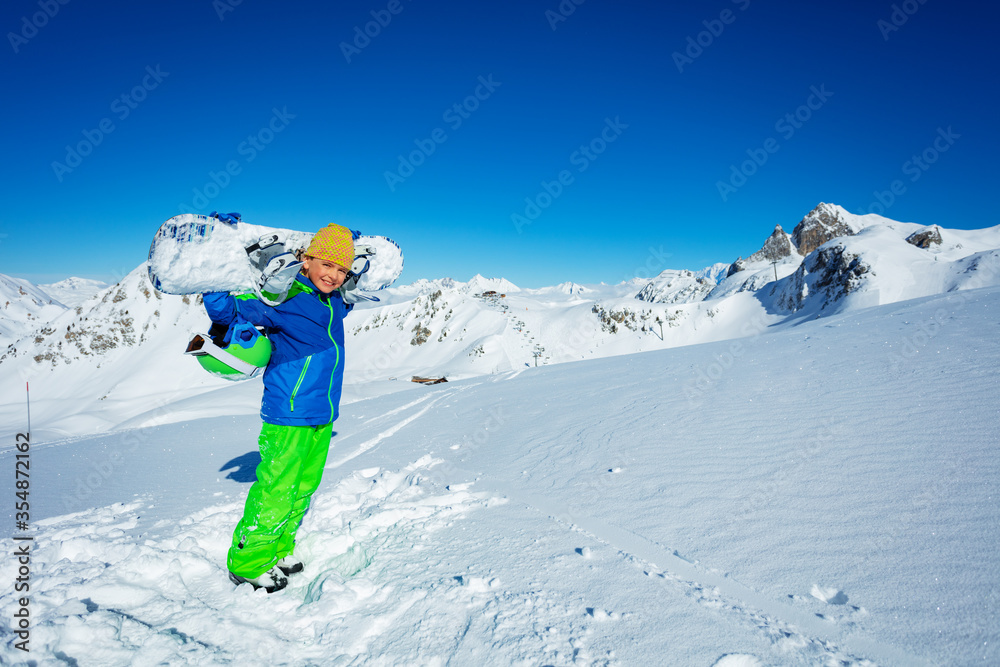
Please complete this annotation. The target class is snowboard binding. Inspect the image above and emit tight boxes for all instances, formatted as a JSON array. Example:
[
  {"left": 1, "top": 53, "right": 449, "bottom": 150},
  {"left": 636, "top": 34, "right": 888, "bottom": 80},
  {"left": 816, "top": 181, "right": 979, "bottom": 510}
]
[
  {"left": 340, "top": 242, "right": 379, "bottom": 304},
  {"left": 245, "top": 234, "right": 303, "bottom": 306}
]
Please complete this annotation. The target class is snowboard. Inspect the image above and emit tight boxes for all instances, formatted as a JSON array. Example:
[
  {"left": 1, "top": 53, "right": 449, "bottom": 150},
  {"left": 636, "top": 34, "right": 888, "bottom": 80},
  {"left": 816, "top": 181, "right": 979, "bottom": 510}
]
[{"left": 147, "top": 213, "right": 403, "bottom": 304}]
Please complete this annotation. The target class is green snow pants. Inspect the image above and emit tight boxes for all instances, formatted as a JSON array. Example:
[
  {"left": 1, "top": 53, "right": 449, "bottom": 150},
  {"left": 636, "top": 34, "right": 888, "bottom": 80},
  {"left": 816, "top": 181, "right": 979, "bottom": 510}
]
[{"left": 227, "top": 422, "right": 333, "bottom": 577}]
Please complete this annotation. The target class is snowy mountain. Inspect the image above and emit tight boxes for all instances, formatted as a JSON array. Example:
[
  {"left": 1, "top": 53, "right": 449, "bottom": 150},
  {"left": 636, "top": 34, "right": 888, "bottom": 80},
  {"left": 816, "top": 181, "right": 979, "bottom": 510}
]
[
  {"left": 2, "top": 285, "right": 997, "bottom": 665},
  {"left": 694, "top": 262, "right": 730, "bottom": 284},
  {"left": 0, "top": 266, "right": 231, "bottom": 437},
  {"left": 1, "top": 202, "right": 999, "bottom": 444},
  {"left": 0, "top": 273, "right": 68, "bottom": 347},
  {"left": 634, "top": 270, "right": 714, "bottom": 304},
  {"left": 461, "top": 274, "right": 521, "bottom": 294},
  {"left": 766, "top": 207, "right": 1000, "bottom": 315},
  {"left": 38, "top": 276, "right": 109, "bottom": 308},
  {"left": 525, "top": 281, "right": 594, "bottom": 296}
]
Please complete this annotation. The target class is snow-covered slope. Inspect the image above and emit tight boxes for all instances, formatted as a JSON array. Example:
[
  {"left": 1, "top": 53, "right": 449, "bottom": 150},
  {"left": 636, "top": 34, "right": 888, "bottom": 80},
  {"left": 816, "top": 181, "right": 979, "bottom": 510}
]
[
  {"left": 38, "top": 277, "right": 109, "bottom": 308},
  {"left": 0, "top": 273, "right": 67, "bottom": 346},
  {"left": 3, "top": 286, "right": 997, "bottom": 665}
]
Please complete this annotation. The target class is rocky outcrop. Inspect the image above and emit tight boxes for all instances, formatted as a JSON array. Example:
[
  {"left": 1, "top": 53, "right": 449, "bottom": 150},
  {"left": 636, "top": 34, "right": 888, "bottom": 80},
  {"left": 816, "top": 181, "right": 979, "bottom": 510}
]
[
  {"left": 792, "top": 203, "right": 855, "bottom": 255},
  {"left": 592, "top": 303, "right": 685, "bottom": 334},
  {"left": 776, "top": 242, "right": 872, "bottom": 312},
  {"left": 747, "top": 225, "right": 797, "bottom": 263},
  {"left": 906, "top": 225, "right": 943, "bottom": 249},
  {"left": 726, "top": 257, "right": 746, "bottom": 277},
  {"left": 724, "top": 225, "right": 797, "bottom": 279}
]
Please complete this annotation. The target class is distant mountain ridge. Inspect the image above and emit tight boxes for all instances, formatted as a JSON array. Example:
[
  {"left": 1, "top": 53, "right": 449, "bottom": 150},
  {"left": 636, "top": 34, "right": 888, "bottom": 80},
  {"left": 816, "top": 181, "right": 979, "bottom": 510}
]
[
  {"left": 0, "top": 274, "right": 67, "bottom": 347},
  {"left": 1, "top": 202, "right": 998, "bottom": 439},
  {"left": 39, "top": 277, "right": 108, "bottom": 308}
]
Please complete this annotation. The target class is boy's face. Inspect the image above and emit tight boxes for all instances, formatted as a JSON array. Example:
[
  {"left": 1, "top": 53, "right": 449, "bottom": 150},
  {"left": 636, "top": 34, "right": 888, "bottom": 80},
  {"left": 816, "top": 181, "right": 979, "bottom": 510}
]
[{"left": 302, "top": 256, "right": 348, "bottom": 293}]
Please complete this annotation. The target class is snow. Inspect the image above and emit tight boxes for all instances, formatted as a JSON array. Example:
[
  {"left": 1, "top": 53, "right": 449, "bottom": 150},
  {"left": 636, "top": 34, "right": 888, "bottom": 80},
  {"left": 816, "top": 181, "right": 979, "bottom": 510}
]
[
  {"left": 37, "top": 277, "right": 109, "bottom": 309},
  {"left": 1, "top": 203, "right": 999, "bottom": 664},
  {"left": 696, "top": 262, "right": 731, "bottom": 284},
  {"left": 2, "top": 286, "right": 998, "bottom": 665},
  {"left": 0, "top": 274, "right": 67, "bottom": 346}
]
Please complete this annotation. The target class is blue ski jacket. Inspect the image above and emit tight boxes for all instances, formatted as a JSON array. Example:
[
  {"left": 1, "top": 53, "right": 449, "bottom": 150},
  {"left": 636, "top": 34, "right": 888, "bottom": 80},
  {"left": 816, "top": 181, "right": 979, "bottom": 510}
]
[{"left": 203, "top": 275, "right": 353, "bottom": 427}]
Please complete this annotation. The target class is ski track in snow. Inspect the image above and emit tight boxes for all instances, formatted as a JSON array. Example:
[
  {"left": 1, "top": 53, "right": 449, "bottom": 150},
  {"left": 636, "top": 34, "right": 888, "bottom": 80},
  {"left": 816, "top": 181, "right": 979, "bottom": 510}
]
[
  {"left": 327, "top": 384, "right": 478, "bottom": 470},
  {"left": 360, "top": 392, "right": 434, "bottom": 424}
]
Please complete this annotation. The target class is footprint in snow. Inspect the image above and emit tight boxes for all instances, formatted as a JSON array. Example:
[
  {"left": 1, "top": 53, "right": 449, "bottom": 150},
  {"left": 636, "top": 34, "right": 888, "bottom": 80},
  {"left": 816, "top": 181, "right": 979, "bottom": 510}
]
[
  {"left": 453, "top": 575, "right": 499, "bottom": 592},
  {"left": 585, "top": 607, "right": 620, "bottom": 621},
  {"left": 810, "top": 584, "right": 849, "bottom": 605},
  {"left": 712, "top": 654, "right": 762, "bottom": 667}
]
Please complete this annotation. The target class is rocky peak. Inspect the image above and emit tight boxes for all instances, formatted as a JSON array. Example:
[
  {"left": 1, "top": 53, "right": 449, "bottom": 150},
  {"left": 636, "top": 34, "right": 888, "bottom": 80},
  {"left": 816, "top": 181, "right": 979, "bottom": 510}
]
[
  {"left": 774, "top": 241, "right": 873, "bottom": 313},
  {"left": 792, "top": 203, "right": 855, "bottom": 255},
  {"left": 747, "top": 225, "right": 797, "bottom": 263}
]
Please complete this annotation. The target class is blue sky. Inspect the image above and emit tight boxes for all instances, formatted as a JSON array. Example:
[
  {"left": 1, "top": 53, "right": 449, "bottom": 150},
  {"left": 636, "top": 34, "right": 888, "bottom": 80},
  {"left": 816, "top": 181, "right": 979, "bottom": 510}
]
[{"left": 1, "top": 0, "right": 996, "bottom": 287}]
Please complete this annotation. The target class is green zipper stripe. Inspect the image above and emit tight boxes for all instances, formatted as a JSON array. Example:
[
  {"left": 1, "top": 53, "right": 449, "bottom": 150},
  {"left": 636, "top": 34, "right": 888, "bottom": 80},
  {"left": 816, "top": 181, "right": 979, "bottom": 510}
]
[
  {"left": 289, "top": 355, "right": 312, "bottom": 412},
  {"left": 326, "top": 298, "right": 339, "bottom": 422}
]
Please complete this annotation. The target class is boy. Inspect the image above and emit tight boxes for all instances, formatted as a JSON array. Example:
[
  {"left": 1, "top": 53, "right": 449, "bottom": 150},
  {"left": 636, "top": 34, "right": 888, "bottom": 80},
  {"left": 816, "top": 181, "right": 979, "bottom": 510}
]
[{"left": 203, "top": 223, "right": 356, "bottom": 593}]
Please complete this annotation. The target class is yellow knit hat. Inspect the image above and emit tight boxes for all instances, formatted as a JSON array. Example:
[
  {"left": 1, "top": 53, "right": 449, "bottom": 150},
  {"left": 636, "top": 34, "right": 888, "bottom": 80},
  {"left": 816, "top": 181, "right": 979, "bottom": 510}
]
[{"left": 304, "top": 223, "right": 355, "bottom": 268}]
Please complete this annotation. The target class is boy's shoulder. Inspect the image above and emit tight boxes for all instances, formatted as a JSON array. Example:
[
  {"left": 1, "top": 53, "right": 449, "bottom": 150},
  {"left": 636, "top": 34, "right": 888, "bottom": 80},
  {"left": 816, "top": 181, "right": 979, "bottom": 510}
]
[{"left": 282, "top": 278, "right": 350, "bottom": 311}]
